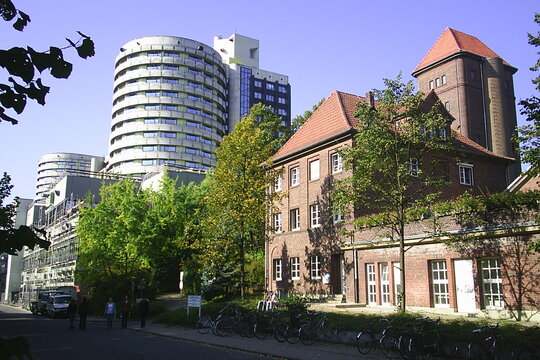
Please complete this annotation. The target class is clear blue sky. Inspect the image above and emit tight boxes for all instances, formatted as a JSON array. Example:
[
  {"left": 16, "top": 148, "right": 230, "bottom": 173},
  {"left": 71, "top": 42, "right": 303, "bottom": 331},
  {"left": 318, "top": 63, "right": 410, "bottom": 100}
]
[{"left": 1, "top": 0, "right": 538, "bottom": 202}]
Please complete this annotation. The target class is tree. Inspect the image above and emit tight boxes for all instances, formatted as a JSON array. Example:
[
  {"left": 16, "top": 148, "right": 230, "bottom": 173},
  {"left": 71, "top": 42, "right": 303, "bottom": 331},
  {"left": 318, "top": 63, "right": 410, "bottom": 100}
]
[
  {"left": 200, "top": 104, "right": 283, "bottom": 299},
  {"left": 515, "top": 13, "right": 540, "bottom": 176},
  {"left": 0, "top": 0, "right": 95, "bottom": 124},
  {"left": 333, "top": 76, "right": 455, "bottom": 311},
  {"left": 0, "top": 172, "right": 48, "bottom": 254}
]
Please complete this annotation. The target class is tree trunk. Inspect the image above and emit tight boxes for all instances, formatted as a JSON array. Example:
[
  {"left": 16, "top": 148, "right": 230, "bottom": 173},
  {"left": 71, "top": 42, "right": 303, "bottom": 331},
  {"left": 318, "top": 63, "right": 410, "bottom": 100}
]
[
  {"left": 240, "top": 233, "right": 245, "bottom": 300},
  {"left": 399, "top": 221, "right": 406, "bottom": 312}
]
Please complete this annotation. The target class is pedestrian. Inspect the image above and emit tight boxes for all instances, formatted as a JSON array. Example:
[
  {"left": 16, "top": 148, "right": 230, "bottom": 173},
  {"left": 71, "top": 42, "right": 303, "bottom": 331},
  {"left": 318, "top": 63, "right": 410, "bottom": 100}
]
[
  {"left": 104, "top": 297, "right": 116, "bottom": 329},
  {"left": 78, "top": 297, "right": 89, "bottom": 330},
  {"left": 120, "top": 295, "right": 130, "bottom": 329},
  {"left": 67, "top": 299, "right": 77, "bottom": 330},
  {"left": 139, "top": 298, "right": 149, "bottom": 328}
]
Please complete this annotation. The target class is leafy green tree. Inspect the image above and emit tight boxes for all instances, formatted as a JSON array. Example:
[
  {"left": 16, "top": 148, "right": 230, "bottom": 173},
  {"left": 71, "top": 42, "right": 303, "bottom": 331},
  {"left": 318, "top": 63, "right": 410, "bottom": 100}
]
[
  {"left": 333, "top": 76, "right": 455, "bottom": 311},
  {"left": 76, "top": 180, "right": 147, "bottom": 298},
  {"left": 0, "top": 0, "right": 95, "bottom": 124},
  {"left": 200, "top": 105, "right": 282, "bottom": 298},
  {"left": 0, "top": 172, "right": 48, "bottom": 254},
  {"left": 515, "top": 13, "right": 540, "bottom": 176}
]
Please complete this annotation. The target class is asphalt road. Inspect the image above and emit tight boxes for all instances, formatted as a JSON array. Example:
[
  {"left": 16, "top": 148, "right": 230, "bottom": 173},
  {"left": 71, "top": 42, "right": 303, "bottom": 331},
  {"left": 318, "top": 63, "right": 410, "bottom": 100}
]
[{"left": 0, "top": 304, "right": 276, "bottom": 360}]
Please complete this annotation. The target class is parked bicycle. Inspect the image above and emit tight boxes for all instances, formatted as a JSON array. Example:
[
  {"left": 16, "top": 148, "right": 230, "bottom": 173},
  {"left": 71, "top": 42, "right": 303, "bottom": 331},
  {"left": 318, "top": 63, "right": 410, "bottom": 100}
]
[
  {"left": 253, "top": 308, "right": 286, "bottom": 340},
  {"left": 467, "top": 324, "right": 538, "bottom": 360},
  {"left": 356, "top": 318, "right": 401, "bottom": 359},
  {"left": 214, "top": 305, "right": 255, "bottom": 338},
  {"left": 398, "top": 317, "right": 441, "bottom": 360},
  {"left": 298, "top": 311, "right": 338, "bottom": 345}
]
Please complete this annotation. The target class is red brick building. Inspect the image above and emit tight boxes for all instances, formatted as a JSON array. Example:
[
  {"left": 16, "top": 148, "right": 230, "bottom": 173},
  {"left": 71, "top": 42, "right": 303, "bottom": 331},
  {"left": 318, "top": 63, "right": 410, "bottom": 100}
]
[{"left": 266, "top": 29, "right": 539, "bottom": 319}]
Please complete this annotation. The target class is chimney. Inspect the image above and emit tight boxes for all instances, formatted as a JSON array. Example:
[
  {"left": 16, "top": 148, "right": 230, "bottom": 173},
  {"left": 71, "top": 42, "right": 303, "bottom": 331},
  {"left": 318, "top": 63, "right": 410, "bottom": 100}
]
[{"left": 366, "top": 91, "right": 375, "bottom": 108}]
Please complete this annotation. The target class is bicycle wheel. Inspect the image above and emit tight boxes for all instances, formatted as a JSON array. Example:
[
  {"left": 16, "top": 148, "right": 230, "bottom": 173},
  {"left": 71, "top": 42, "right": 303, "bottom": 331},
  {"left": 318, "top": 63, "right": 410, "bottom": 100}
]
[
  {"left": 300, "top": 325, "right": 317, "bottom": 346},
  {"left": 214, "top": 318, "right": 230, "bottom": 337},
  {"left": 468, "top": 341, "right": 489, "bottom": 360},
  {"left": 253, "top": 322, "right": 268, "bottom": 340},
  {"left": 356, "top": 331, "right": 374, "bottom": 355},
  {"left": 516, "top": 347, "right": 537, "bottom": 360},
  {"left": 196, "top": 315, "right": 212, "bottom": 334},
  {"left": 398, "top": 334, "right": 413, "bottom": 360},
  {"left": 240, "top": 319, "right": 255, "bottom": 338},
  {"left": 286, "top": 326, "right": 301, "bottom": 344},
  {"left": 274, "top": 322, "right": 288, "bottom": 343},
  {"left": 380, "top": 334, "right": 399, "bottom": 359},
  {"left": 321, "top": 321, "right": 338, "bottom": 338}
]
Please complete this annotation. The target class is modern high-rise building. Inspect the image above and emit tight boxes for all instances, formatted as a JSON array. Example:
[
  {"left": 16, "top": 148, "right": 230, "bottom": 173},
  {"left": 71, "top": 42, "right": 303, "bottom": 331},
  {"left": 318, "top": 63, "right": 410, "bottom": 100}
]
[
  {"left": 106, "top": 34, "right": 291, "bottom": 177},
  {"left": 36, "top": 153, "right": 104, "bottom": 200},
  {"left": 214, "top": 34, "right": 291, "bottom": 129},
  {"left": 412, "top": 28, "right": 520, "bottom": 181}
]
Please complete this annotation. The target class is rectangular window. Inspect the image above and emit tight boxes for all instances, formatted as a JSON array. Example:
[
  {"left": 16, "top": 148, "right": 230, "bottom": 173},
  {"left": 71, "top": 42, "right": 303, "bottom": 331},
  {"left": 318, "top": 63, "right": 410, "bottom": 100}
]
[
  {"left": 185, "top": 161, "right": 199, "bottom": 168},
  {"left": 142, "top": 145, "right": 157, "bottom": 152},
  {"left": 162, "top": 105, "right": 177, "bottom": 111},
  {"left": 278, "top": 86, "right": 287, "bottom": 93},
  {"left": 290, "top": 166, "right": 300, "bottom": 186},
  {"left": 254, "top": 92, "right": 262, "bottom": 99},
  {"left": 147, "top": 65, "right": 160, "bottom": 70},
  {"left": 310, "top": 204, "right": 320, "bottom": 228},
  {"left": 145, "top": 105, "right": 159, "bottom": 110},
  {"left": 188, "top": 68, "right": 201, "bottom": 75},
  {"left": 163, "top": 65, "right": 179, "bottom": 71},
  {"left": 459, "top": 164, "right": 474, "bottom": 185},
  {"left": 274, "top": 174, "right": 282, "bottom": 192},
  {"left": 145, "top": 91, "right": 159, "bottom": 97},
  {"left": 144, "top": 118, "right": 159, "bottom": 124},
  {"left": 161, "top": 146, "right": 176, "bottom": 152},
  {"left": 202, "top": 151, "right": 212, "bottom": 158},
  {"left": 367, "top": 263, "right": 377, "bottom": 305},
  {"left": 291, "top": 257, "right": 300, "bottom": 280},
  {"left": 481, "top": 258, "right": 503, "bottom": 309},
  {"left": 163, "top": 52, "right": 179, "bottom": 58},
  {"left": 186, "top": 134, "right": 199, "bottom": 142},
  {"left": 254, "top": 80, "right": 262, "bottom": 87},
  {"left": 278, "top": 108, "right": 287, "bottom": 116},
  {"left": 435, "top": 78, "right": 441, "bottom": 87},
  {"left": 380, "top": 263, "right": 390, "bottom": 306},
  {"left": 162, "top": 132, "right": 176, "bottom": 138},
  {"left": 162, "top": 118, "right": 177, "bottom": 125},
  {"left": 332, "top": 206, "right": 343, "bottom": 224},
  {"left": 393, "top": 262, "right": 401, "bottom": 305},
  {"left": 142, "top": 159, "right": 157, "bottom": 166},
  {"left": 290, "top": 208, "right": 300, "bottom": 231},
  {"left": 266, "top": 83, "right": 275, "bottom": 90},
  {"left": 441, "top": 75, "right": 447, "bottom": 85},
  {"left": 431, "top": 260, "right": 450, "bottom": 307},
  {"left": 310, "top": 255, "right": 321, "bottom": 279},
  {"left": 147, "top": 51, "right": 161, "bottom": 57},
  {"left": 429, "top": 80, "right": 434, "bottom": 90},
  {"left": 163, "top": 78, "right": 178, "bottom": 84},
  {"left": 408, "top": 158, "right": 419, "bottom": 177},
  {"left": 160, "top": 159, "right": 175, "bottom": 165},
  {"left": 331, "top": 153, "right": 343, "bottom": 174},
  {"left": 163, "top": 91, "right": 178, "bottom": 98},
  {"left": 185, "top": 148, "right": 199, "bottom": 155},
  {"left": 265, "top": 94, "right": 274, "bottom": 101},
  {"left": 309, "top": 159, "right": 320, "bottom": 181},
  {"left": 439, "top": 128, "right": 447, "bottom": 140},
  {"left": 143, "top": 132, "right": 158, "bottom": 138},
  {"left": 444, "top": 102, "right": 450, "bottom": 111},
  {"left": 278, "top": 97, "right": 286, "bottom": 104},
  {"left": 273, "top": 259, "right": 282, "bottom": 281},
  {"left": 273, "top": 213, "right": 282, "bottom": 233}
]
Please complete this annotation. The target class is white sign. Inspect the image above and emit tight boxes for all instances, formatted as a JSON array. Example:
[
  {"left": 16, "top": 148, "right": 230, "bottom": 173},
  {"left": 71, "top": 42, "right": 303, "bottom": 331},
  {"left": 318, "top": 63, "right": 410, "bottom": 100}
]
[
  {"left": 322, "top": 273, "right": 331, "bottom": 284},
  {"left": 187, "top": 295, "right": 202, "bottom": 317}
]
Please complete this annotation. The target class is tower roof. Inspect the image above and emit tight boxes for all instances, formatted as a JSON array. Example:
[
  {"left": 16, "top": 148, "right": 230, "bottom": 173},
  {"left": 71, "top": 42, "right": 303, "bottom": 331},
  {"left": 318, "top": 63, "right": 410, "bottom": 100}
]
[{"left": 413, "top": 28, "right": 511, "bottom": 74}]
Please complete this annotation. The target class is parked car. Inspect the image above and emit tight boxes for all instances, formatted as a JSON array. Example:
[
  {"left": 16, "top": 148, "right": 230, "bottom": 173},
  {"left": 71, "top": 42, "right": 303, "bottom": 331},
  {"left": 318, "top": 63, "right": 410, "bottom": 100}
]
[
  {"left": 46, "top": 295, "right": 71, "bottom": 318},
  {"left": 38, "top": 291, "right": 57, "bottom": 315}
]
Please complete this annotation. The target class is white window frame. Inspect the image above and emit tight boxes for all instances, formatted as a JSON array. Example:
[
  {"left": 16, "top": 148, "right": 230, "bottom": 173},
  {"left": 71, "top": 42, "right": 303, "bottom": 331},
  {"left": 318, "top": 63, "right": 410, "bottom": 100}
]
[
  {"left": 429, "top": 80, "right": 434, "bottom": 90},
  {"left": 274, "top": 174, "right": 282, "bottom": 192},
  {"left": 273, "top": 213, "right": 282, "bottom": 233},
  {"left": 310, "top": 255, "right": 321, "bottom": 280},
  {"left": 291, "top": 257, "right": 300, "bottom": 280},
  {"left": 331, "top": 153, "right": 343, "bottom": 174},
  {"left": 309, "top": 159, "right": 320, "bottom": 181},
  {"left": 441, "top": 75, "right": 447, "bottom": 85},
  {"left": 431, "top": 260, "right": 450, "bottom": 308},
  {"left": 380, "top": 263, "right": 390, "bottom": 306},
  {"left": 333, "top": 207, "right": 343, "bottom": 224},
  {"left": 393, "top": 262, "right": 401, "bottom": 306},
  {"left": 459, "top": 164, "right": 474, "bottom": 185},
  {"left": 408, "top": 158, "right": 419, "bottom": 177},
  {"left": 290, "top": 208, "right": 300, "bottom": 231},
  {"left": 273, "top": 259, "right": 282, "bottom": 281},
  {"left": 290, "top": 166, "right": 300, "bottom": 187},
  {"left": 435, "top": 78, "right": 441, "bottom": 87},
  {"left": 481, "top": 258, "right": 504, "bottom": 310},
  {"left": 310, "top": 203, "right": 321, "bottom": 228},
  {"left": 367, "top": 263, "right": 377, "bottom": 305}
]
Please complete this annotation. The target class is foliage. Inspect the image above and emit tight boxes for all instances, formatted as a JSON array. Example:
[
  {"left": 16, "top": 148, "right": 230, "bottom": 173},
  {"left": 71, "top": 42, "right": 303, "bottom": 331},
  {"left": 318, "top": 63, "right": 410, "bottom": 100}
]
[
  {"left": 0, "top": 172, "right": 48, "bottom": 255},
  {"left": 244, "top": 250, "right": 265, "bottom": 290},
  {"left": 76, "top": 176, "right": 206, "bottom": 298},
  {"left": 515, "top": 13, "right": 540, "bottom": 176},
  {"left": 333, "top": 75, "right": 456, "bottom": 310},
  {"left": 279, "top": 292, "right": 308, "bottom": 314},
  {"left": 199, "top": 104, "right": 283, "bottom": 298},
  {"left": 0, "top": 0, "right": 95, "bottom": 125}
]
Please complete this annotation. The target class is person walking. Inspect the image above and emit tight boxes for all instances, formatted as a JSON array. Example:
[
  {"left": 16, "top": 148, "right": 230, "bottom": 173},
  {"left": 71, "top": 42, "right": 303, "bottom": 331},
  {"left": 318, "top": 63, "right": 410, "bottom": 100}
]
[
  {"left": 120, "top": 295, "right": 130, "bottom": 329},
  {"left": 104, "top": 298, "right": 116, "bottom": 329},
  {"left": 139, "top": 298, "right": 149, "bottom": 328},
  {"left": 67, "top": 299, "right": 77, "bottom": 330},
  {"left": 78, "top": 297, "right": 89, "bottom": 330}
]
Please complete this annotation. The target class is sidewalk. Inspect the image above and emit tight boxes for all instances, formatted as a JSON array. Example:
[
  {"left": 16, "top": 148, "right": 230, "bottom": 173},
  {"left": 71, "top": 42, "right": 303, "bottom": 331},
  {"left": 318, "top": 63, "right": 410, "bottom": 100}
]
[{"left": 127, "top": 321, "right": 387, "bottom": 360}]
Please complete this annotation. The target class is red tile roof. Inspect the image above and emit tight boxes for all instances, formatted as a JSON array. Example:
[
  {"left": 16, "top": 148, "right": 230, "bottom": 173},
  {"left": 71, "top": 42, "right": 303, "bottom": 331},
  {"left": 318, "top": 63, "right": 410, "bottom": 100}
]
[
  {"left": 414, "top": 28, "right": 510, "bottom": 73},
  {"left": 272, "top": 91, "right": 367, "bottom": 160},
  {"left": 272, "top": 89, "right": 514, "bottom": 163}
]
